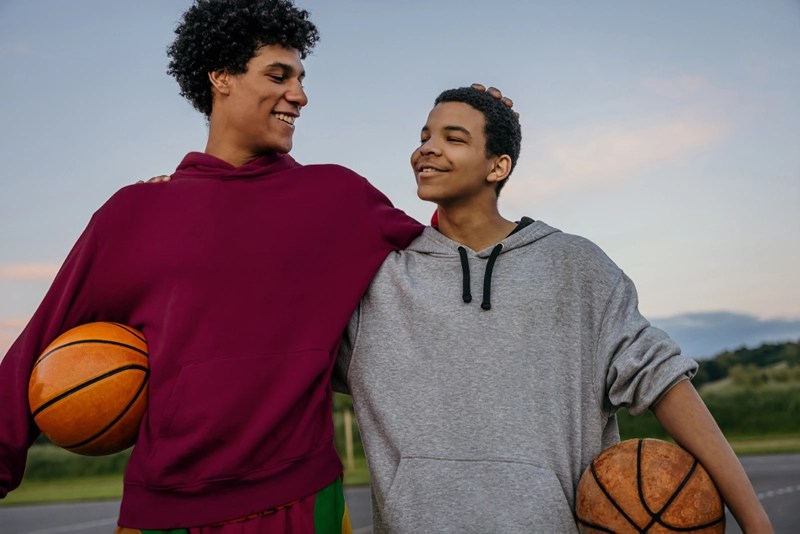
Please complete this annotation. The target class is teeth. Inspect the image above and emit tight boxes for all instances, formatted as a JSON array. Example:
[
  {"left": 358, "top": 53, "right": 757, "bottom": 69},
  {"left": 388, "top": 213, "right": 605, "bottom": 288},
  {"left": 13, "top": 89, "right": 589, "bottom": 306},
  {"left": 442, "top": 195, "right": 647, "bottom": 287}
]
[{"left": 274, "top": 113, "right": 295, "bottom": 125}]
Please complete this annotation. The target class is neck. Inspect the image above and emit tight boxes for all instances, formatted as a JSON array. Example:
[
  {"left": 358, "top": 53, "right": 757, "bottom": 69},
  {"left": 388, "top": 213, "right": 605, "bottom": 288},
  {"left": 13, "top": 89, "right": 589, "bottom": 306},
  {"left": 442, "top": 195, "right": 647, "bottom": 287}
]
[
  {"left": 205, "top": 114, "right": 263, "bottom": 168},
  {"left": 435, "top": 202, "right": 516, "bottom": 251}
]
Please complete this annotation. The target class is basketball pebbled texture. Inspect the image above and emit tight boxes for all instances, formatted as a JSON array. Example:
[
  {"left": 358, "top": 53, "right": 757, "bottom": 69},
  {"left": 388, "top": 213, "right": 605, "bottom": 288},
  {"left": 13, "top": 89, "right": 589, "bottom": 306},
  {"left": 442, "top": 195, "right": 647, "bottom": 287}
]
[
  {"left": 576, "top": 438, "right": 725, "bottom": 533},
  {"left": 28, "top": 322, "right": 149, "bottom": 456}
]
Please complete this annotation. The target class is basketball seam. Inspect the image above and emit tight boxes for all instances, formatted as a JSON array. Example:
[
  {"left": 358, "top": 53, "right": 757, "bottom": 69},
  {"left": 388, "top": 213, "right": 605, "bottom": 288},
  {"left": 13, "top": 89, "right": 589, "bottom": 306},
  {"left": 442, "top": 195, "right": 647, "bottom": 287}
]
[
  {"left": 656, "top": 514, "right": 726, "bottom": 532},
  {"left": 589, "top": 454, "right": 643, "bottom": 531},
  {"left": 32, "top": 364, "right": 149, "bottom": 417},
  {"left": 575, "top": 518, "right": 617, "bottom": 533},
  {"left": 643, "top": 459, "right": 697, "bottom": 530},
  {"left": 34, "top": 339, "right": 148, "bottom": 369},
  {"left": 640, "top": 439, "right": 722, "bottom": 532},
  {"left": 637, "top": 439, "right": 657, "bottom": 517},
  {"left": 109, "top": 322, "right": 148, "bottom": 344},
  {"left": 63, "top": 368, "right": 149, "bottom": 451}
]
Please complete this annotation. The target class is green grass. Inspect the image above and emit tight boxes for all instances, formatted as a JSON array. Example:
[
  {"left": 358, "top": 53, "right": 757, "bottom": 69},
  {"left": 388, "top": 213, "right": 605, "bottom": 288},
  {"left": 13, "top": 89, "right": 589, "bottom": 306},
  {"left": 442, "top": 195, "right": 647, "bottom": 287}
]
[
  {"left": 729, "top": 436, "right": 800, "bottom": 455},
  {"left": 342, "top": 455, "right": 371, "bottom": 486},
  {"left": 0, "top": 459, "right": 373, "bottom": 507},
  {"left": 0, "top": 475, "right": 124, "bottom": 505}
]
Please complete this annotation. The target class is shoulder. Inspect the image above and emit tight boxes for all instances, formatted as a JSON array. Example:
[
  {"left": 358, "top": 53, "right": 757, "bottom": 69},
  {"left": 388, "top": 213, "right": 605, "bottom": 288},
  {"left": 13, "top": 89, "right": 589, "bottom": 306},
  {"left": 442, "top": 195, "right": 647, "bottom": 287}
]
[
  {"left": 293, "top": 163, "right": 368, "bottom": 185},
  {"left": 90, "top": 181, "right": 177, "bottom": 229},
  {"left": 535, "top": 228, "right": 622, "bottom": 283},
  {"left": 100, "top": 181, "right": 168, "bottom": 208},
  {"left": 298, "top": 164, "right": 398, "bottom": 210}
]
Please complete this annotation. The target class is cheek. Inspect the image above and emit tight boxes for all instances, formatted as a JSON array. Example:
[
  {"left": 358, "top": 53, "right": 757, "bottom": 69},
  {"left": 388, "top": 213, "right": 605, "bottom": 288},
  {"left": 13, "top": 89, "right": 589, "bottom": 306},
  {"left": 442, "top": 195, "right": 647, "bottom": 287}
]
[{"left": 410, "top": 149, "right": 420, "bottom": 168}]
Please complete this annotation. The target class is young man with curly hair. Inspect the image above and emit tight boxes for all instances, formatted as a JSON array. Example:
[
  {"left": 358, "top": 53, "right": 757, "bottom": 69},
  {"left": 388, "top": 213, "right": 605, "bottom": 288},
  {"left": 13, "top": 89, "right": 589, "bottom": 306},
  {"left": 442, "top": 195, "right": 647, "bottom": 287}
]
[
  {"left": 335, "top": 86, "right": 773, "bottom": 533},
  {"left": 0, "top": 1, "right": 421, "bottom": 532}
]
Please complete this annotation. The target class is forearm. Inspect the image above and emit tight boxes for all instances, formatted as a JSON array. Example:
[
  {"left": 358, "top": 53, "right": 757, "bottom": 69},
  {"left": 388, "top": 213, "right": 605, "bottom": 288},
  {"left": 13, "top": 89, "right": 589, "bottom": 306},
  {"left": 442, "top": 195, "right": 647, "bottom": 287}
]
[{"left": 651, "top": 380, "right": 773, "bottom": 533}]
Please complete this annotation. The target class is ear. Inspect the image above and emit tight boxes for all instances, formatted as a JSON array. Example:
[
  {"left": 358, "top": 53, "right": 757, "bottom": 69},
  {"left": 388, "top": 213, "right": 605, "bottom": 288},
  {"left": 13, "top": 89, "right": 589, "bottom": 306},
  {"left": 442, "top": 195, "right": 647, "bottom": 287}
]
[
  {"left": 208, "top": 69, "right": 232, "bottom": 96},
  {"left": 486, "top": 155, "right": 512, "bottom": 184}
]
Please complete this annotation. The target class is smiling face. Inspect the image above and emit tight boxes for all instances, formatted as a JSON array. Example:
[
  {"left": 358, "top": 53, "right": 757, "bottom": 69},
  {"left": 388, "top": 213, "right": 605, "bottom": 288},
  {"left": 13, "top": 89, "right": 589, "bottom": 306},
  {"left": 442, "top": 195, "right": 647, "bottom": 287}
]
[
  {"left": 210, "top": 44, "right": 308, "bottom": 159},
  {"left": 411, "top": 102, "right": 501, "bottom": 207}
]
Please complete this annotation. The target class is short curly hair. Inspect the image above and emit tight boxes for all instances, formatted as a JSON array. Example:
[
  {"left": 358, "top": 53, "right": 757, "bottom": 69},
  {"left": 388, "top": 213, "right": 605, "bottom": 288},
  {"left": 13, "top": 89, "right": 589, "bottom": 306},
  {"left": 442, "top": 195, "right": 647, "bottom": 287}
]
[
  {"left": 434, "top": 87, "right": 522, "bottom": 196},
  {"left": 167, "top": 0, "right": 319, "bottom": 116}
]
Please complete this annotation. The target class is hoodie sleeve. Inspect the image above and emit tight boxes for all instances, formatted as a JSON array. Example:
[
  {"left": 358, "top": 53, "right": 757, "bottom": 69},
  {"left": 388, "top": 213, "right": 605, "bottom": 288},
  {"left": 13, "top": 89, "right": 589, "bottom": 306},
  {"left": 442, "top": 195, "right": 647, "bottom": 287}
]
[
  {"left": 596, "top": 272, "right": 698, "bottom": 416},
  {"left": 0, "top": 217, "right": 102, "bottom": 498},
  {"left": 360, "top": 179, "right": 423, "bottom": 252}
]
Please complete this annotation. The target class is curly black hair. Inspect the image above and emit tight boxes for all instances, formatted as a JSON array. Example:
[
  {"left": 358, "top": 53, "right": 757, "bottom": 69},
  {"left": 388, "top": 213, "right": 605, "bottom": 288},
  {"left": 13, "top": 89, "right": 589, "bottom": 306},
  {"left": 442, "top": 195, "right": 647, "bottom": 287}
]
[
  {"left": 167, "top": 0, "right": 319, "bottom": 116},
  {"left": 434, "top": 87, "right": 522, "bottom": 196}
]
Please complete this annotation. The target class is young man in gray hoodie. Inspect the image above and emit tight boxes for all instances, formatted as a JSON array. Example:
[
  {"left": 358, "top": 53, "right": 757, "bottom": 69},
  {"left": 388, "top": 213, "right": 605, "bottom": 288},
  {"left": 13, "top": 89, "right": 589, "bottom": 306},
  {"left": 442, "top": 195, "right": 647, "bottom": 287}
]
[{"left": 335, "top": 86, "right": 772, "bottom": 533}]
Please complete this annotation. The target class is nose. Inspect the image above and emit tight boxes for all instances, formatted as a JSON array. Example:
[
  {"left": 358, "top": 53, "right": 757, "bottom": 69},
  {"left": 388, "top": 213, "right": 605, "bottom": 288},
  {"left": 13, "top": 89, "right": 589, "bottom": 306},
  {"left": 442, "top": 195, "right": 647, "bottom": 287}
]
[
  {"left": 286, "top": 80, "right": 308, "bottom": 108},
  {"left": 418, "top": 138, "right": 441, "bottom": 156}
]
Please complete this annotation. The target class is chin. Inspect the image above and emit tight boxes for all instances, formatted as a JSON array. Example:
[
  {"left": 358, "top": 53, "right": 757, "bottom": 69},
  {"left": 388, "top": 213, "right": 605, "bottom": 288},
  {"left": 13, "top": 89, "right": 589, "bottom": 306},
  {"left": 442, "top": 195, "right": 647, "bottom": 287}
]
[
  {"left": 260, "top": 135, "right": 293, "bottom": 154},
  {"left": 275, "top": 140, "right": 293, "bottom": 154},
  {"left": 417, "top": 182, "right": 449, "bottom": 199}
]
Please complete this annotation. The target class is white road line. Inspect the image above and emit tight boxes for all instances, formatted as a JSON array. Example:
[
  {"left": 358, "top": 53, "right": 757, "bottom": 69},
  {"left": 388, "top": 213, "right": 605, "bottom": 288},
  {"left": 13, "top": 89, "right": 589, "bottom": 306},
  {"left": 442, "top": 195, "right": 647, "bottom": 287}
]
[
  {"left": 352, "top": 526, "right": 373, "bottom": 534},
  {"left": 757, "top": 485, "right": 800, "bottom": 500},
  {"left": 21, "top": 517, "right": 118, "bottom": 534}
]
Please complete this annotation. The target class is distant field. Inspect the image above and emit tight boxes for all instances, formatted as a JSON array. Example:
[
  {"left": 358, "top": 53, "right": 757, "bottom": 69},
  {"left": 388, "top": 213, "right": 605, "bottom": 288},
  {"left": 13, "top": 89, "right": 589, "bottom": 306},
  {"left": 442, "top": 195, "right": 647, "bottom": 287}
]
[
  {"left": 729, "top": 436, "right": 800, "bottom": 455},
  {"left": 0, "top": 476, "right": 124, "bottom": 506},
  {"left": 0, "top": 453, "right": 370, "bottom": 506}
]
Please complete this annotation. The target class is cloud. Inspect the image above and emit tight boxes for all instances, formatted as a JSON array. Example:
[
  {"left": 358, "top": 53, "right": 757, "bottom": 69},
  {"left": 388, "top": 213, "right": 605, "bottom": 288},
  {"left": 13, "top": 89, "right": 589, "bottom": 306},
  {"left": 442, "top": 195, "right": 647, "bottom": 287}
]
[
  {"left": 0, "top": 263, "right": 59, "bottom": 281},
  {"left": 507, "top": 114, "right": 730, "bottom": 202},
  {"left": 548, "top": 116, "right": 727, "bottom": 178},
  {"left": 504, "top": 73, "right": 734, "bottom": 204},
  {"left": 651, "top": 311, "right": 800, "bottom": 359}
]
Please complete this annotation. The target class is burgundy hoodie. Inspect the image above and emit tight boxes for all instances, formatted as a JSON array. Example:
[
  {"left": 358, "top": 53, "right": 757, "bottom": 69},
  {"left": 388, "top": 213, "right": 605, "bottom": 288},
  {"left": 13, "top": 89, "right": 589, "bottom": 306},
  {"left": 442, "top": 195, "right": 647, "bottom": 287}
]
[{"left": 0, "top": 152, "right": 423, "bottom": 528}]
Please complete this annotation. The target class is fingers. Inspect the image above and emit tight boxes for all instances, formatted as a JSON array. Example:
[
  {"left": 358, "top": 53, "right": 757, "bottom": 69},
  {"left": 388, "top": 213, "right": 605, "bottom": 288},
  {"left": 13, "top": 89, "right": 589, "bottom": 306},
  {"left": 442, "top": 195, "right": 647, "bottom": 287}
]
[
  {"left": 472, "top": 82, "right": 518, "bottom": 116},
  {"left": 486, "top": 86, "right": 502, "bottom": 100},
  {"left": 136, "top": 175, "right": 171, "bottom": 184}
]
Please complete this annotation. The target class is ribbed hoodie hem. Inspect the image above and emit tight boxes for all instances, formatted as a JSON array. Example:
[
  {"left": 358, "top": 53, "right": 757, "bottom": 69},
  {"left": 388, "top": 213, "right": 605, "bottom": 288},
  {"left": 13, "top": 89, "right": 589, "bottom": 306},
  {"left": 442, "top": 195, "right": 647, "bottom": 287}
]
[{"left": 117, "top": 445, "right": 342, "bottom": 529}]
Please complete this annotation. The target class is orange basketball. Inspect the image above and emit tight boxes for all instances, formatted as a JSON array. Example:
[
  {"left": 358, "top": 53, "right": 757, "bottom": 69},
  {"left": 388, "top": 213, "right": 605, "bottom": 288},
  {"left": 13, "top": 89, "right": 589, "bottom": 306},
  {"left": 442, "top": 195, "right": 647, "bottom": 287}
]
[
  {"left": 28, "top": 322, "right": 149, "bottom": 456},
  {"left": 576, "top": 438, "right": 725, "bottom": 533}
]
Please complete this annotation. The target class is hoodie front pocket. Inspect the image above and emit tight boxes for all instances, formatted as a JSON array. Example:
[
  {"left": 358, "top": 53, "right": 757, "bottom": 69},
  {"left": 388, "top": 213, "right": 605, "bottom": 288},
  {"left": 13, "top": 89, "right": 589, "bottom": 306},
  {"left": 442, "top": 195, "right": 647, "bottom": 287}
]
[
  {"left": 382, "top": 456, "right": 576, "bottom": 534},
  {"left": 146, "top": 350, "right": 330, "bottom": 490}
]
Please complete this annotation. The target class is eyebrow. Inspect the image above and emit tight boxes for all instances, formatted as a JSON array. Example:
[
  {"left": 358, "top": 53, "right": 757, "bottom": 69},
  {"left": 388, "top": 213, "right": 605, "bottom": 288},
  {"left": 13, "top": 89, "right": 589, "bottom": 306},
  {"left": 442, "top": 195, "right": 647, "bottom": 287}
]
[
  {"left": 420, "top": 125, "right": 473, "bottom": 137},
  {"left": 265, "top": 62, "right": 306, "bottom": 81}
]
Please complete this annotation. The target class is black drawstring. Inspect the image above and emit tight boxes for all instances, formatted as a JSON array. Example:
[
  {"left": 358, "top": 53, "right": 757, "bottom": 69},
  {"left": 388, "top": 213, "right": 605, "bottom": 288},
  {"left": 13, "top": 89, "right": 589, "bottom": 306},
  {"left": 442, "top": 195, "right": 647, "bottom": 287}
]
[
  {"left": 481, "top": 244, "right": 503, "bottom": 310},
  {"left": 458, "top": 244, "right": 503, "bottom": 310},
  {"left": 457, "top": 246, "right": 472, "bottom": 303}
]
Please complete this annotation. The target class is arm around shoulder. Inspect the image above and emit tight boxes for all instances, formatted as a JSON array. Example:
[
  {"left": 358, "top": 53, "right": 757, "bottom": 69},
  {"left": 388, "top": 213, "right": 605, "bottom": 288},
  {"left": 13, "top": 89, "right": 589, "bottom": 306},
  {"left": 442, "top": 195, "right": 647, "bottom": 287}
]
[
  {"left": 652, "top": 380, "right": 773, "bottom": 533},
  {"left": 359, "top": 178, "right": 423, "bottom": 251}
]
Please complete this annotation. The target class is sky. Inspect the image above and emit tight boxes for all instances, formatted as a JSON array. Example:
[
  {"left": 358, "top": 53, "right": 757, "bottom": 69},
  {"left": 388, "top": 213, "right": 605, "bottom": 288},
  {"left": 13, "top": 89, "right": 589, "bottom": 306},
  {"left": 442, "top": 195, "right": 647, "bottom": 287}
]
[{"left": 1, "top": 0, "right": 799, "bottom": 359}]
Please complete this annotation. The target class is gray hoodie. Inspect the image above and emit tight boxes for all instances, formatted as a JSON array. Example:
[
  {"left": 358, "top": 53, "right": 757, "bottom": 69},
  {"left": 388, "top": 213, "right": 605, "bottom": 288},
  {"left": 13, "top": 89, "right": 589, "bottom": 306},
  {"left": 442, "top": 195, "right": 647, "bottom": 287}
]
[{"left": 336, "top": 221, "right": 697, "bottom": 533}]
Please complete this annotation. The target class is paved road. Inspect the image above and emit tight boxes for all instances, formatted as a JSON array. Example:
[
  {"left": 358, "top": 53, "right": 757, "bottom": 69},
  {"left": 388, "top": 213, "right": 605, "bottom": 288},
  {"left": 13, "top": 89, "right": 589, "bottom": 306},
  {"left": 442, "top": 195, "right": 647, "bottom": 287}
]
[
  {"left": 723, "top": 453, "right": 800, "bottom": 534},
  {"left": 2, "top": 454, "right": 798, "bottom": 533}
]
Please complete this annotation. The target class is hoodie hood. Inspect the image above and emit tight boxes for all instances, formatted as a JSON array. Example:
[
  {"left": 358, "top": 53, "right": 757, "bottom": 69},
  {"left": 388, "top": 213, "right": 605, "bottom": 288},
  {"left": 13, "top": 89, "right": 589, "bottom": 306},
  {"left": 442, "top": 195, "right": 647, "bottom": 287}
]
[
  {"left": 171, "top": 151, "right": 301, "bottom": 181},
  {"left": 406, "top": 219, "right": 561, "bottom": 310},
  {"left": 407, "top": 219, "right": 560, "bottom": 257}
]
